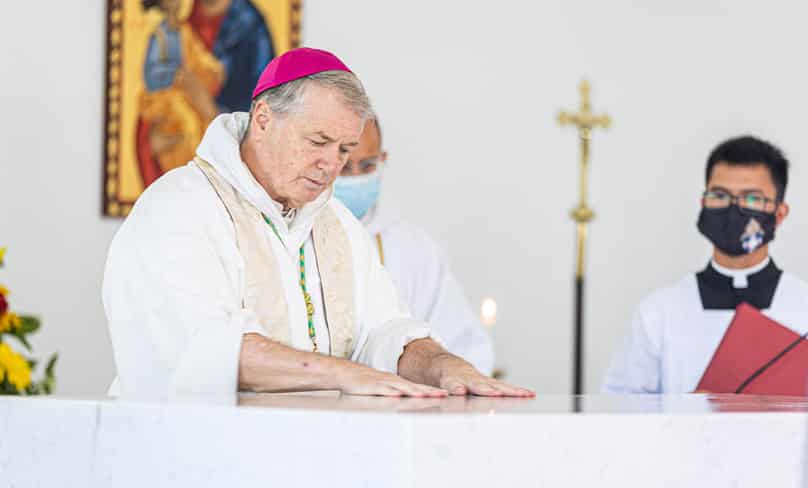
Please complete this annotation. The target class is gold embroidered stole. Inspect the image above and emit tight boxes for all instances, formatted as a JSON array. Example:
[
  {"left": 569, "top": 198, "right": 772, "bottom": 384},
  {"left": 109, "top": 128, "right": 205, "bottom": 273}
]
[{"left": 195, "top": 158, "right": 355, "bottom": 358}]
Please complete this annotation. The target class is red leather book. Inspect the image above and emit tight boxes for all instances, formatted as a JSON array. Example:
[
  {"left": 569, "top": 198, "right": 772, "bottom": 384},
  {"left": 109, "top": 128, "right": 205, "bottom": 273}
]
[{"left": 696, "top": 303, "right": 808, "bottom": 396}]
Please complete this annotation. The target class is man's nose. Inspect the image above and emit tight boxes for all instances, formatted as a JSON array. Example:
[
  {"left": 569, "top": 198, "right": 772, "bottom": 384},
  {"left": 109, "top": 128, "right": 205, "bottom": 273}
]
[{"left": 315, "top": 148, "right": 340, "bottom": 172}]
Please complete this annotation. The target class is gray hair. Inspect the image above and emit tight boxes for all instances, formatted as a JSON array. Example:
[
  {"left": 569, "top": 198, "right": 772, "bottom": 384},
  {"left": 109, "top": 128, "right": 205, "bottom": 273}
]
[{"left": 250, "top": 70, "right": 375, "bottom": 121}]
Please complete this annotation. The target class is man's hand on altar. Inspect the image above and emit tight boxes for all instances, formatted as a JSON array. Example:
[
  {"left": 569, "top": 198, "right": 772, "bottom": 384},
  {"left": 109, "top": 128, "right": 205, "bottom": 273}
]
[
  {"left": 337, "top": 362, "right": 448, "bottom": 398},
  {"left": 436, "top": 357, "right": 535, "bottom": 397},
  {"left": 398, "top": 338, "right": 535, "bottom": 397},
  {"left": 238, "top": 334, "right": 532, "bottom": 398},
  {"left": 238, "top": 333, "right": 448, "bottom": 397}
]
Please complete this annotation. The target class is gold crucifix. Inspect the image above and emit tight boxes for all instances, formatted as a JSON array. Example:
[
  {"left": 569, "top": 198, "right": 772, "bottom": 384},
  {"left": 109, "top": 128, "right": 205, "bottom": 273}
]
[
  {"left": 557, "top": 80, "right": 611, "bottom": 279},
  {"left": 558, "top": 80, "right": 611, "bottom": 395}
]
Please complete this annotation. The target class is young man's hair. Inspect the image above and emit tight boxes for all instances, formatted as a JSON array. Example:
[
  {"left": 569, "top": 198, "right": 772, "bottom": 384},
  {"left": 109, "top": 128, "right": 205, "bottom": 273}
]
[{"left": 706, "top": 136, "right": 790, "bottom": 200}]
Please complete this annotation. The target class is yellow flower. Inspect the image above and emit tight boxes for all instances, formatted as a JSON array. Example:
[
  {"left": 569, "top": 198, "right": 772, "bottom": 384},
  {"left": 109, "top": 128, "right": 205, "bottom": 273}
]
[
  {"left": 0, "top": 284, "right": 8, "bottom": 297},
  {"left": 0, "top": 247, "right": 5, "bottom": 266},
  {"left": 0, "top": 313, "right": 11, "bottom": 333},
  {"left": 0, "top": 312, "right": 20, "bottom": 333},
  {"left": 0, "top": 342, "right": 31, "bottom": 392}
]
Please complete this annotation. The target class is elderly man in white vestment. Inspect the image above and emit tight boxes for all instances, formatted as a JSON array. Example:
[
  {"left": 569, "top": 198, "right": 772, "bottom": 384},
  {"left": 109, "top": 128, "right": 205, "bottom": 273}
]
[
  {"left": 103, "top": 47, "right": 532, "bottom": 398},
  {"left": 332, "top": 118, "right": 495, "bottom": 374}
]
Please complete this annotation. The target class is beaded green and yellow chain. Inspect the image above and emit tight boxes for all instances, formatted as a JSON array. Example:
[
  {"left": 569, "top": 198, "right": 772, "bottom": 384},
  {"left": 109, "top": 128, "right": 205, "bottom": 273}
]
[{"left": 262, "top": 214, "right": 318, "bottom": 352}]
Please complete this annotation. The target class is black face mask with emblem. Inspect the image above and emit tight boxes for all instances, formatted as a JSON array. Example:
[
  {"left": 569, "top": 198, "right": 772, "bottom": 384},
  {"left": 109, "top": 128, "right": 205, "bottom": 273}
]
[{"left": 697, "top": 204, "right": 777, "bottom": 256}]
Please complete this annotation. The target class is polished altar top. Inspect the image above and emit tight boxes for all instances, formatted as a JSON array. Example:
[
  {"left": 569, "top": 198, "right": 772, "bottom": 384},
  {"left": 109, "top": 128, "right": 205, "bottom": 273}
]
[{"left": 235, "top": 391, "right": 808, "bottom": 414}]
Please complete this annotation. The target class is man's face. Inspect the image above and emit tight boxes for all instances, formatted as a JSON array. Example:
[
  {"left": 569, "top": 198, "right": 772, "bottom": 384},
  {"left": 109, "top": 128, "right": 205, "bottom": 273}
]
[
  {"left": 341, "top": 120, "right": 387, "bottom": 177},
  {"left": 247, "top": 84, "right": 364, "bottom": 208},
  {"left": 705, "top": 162, "right": 789, "bottom": 226}
]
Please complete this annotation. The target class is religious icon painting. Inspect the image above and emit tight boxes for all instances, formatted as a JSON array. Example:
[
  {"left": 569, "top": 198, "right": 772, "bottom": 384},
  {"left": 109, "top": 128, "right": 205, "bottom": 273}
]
[{"left": 102, "top": 0, "right": 302, "bottom": 216}]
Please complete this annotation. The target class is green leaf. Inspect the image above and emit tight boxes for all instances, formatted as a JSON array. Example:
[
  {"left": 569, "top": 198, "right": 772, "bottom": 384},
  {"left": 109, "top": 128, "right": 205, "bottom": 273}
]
[
  {"left": 41, "top": 377, "right": 54, "bottom": 395},
  {"left": 45, "top": 354, "right": 58, "bottom": 376},
  {"left": 18, "top": 316, "right": 40, "bottom": 334},
  {"left": 14, "top": 333, "right": 32, "bottom": 352},
  {"left": 33, "top": 354, "right": 59, "bottom": 395}
]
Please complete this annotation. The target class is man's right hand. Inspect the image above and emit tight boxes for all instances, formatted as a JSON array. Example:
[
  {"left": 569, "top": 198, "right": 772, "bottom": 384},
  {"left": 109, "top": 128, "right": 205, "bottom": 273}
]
[
  {"left": 337, "top": 361, "right": 448, "bottom": 397},
  {"left": 238, "top": 333, "right": 447, "bottom": 397}
]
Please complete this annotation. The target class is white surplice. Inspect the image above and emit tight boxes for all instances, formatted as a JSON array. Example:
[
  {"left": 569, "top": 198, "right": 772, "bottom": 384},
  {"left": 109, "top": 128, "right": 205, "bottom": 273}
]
[
  {"left": 103, "top": 113, "right": 438, "bottom": 398},
  {"left": 363, "top": 204, "right": 494, "bottom": 375},
  {"left": 602, "top": 258, "right": 808, "bottom": 394}
]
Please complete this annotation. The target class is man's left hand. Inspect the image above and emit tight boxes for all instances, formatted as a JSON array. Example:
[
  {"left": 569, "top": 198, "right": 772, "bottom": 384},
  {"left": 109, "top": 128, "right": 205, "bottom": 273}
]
[
  {"left": 433, "top": 354, "right": 535, "bottom": 397},
  {"left": 398, "top": 338, "right": 535, "bottom": 397}
]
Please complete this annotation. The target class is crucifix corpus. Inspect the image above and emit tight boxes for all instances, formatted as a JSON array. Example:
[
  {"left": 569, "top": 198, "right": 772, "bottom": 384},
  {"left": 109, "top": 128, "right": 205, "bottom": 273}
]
[{"left": 557, "top": 80, "right": 611, "bottom": 395}]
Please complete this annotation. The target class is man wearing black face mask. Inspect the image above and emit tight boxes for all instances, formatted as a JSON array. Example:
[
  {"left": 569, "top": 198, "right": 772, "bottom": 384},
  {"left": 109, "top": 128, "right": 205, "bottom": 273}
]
[{"left": 602, "top": 136, "right": 808, "bottom": 394}]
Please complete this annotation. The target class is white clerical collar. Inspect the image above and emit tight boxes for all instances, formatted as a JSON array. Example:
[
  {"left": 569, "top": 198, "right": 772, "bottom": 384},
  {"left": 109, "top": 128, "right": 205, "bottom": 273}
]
[{"left": 710, "top": 257, "right": 771, "bottom": 289}]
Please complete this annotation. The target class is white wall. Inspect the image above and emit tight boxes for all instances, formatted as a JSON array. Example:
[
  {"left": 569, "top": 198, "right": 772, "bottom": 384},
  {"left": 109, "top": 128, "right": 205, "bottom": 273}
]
[
  {"left": 1, "top": 1, "right": 806, "bottom": 395},
  {"left": 0, "top": 2, "right": 118, "bottom": 393}
]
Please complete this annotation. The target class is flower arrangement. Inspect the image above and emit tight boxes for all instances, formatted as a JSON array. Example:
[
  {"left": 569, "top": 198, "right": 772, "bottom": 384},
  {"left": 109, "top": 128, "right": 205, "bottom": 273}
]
[{"left": 0, "top": 247, "right": 57, "bottom": 395}]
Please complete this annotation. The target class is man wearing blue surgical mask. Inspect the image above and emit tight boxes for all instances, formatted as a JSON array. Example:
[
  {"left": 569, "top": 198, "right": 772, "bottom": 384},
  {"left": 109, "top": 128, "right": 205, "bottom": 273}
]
[
  {"left": 333, "top": 119, "right": 495, "bottom": 375},
  {"left": 602, "top": 136, "right": 808, "bottom": 394}
]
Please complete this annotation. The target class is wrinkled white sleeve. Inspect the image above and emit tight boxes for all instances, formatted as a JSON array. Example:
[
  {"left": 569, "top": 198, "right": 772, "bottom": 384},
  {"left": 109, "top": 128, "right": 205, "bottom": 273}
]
[
  {"left": 601, "top": 302, "right": 662, "bottom": 394},
  {"left": 103, "top": 170, "right": 261, "bottom": 398},
  {"left": 349, "top": 230, "right": 444, "bottom": 374}
]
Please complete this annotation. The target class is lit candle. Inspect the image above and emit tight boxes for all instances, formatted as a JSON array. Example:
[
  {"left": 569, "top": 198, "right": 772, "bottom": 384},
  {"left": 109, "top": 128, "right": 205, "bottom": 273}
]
[{"left": 480, "top": 298, "right": 497, "bottom": 327}]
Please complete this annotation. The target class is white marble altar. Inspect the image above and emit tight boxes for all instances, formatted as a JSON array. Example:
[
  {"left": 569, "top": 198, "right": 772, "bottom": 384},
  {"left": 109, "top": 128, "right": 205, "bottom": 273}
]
[{"left": 1, "top": 393, "right": 806, "bottom": 487}]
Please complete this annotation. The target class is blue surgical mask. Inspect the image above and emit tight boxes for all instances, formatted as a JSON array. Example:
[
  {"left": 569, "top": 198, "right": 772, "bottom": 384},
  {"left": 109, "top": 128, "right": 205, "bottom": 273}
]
[{"left": 333, "top": 173, "right": 381, "bottom": 219}]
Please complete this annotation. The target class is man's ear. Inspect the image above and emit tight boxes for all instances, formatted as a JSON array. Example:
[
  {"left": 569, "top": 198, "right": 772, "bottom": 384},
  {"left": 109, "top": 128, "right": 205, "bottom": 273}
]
[
  {"left": 380, "top": 150, "right": 389, "bottom": 163},
  {"left": 251, "top": 100, "right": 273, "bottom": 134},
  {"left": 775, "top": 201, "right": 790, "bottom": 227}
]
